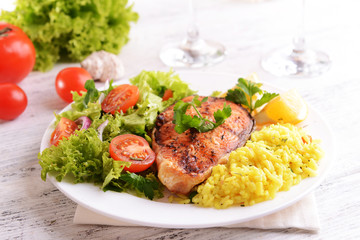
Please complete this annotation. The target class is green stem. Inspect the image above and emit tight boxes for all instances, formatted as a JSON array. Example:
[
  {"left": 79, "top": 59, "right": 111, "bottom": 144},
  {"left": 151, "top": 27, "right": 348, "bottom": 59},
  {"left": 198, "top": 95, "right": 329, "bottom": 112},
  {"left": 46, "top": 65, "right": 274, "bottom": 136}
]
[
  {"left": 249, "top": 93, "right": 254, "bottom": 115},
  {"left": 190, "top": 103, "right": 216, "bottom": 124}
]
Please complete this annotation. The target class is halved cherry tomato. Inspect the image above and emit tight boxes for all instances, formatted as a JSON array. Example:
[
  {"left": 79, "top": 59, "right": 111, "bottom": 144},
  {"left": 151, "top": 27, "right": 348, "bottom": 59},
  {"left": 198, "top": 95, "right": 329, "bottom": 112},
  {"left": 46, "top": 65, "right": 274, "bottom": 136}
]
[
  {"left": 101, "top": 84, "right": 139, "bottom": 114},
  {"left": 50, "top": 117, "right": 79, "bottom": 146},
  {"left": 162, "top": 89, "right": 173, "bottom": 101},
  {"left": 109, "top": 134, "right": 155, "bottom": 173}
]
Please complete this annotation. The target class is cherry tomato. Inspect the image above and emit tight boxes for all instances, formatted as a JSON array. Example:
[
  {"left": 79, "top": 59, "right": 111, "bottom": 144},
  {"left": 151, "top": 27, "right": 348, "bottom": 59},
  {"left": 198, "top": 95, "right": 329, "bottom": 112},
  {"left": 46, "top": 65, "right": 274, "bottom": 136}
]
[
  {"left": 109, "top": 134, "right": 156, "bottom": 173},
  {"left": 162, "top": 89, "right": 173, "bottom": 101},
  {"left": 101, "top": 84, "right": 139, "bottom": 114},
  {"left": 0, "top": 83, "right": 28, "bottom": 120},
  {"left": 50, "top": 117, "right": 79, "bottom": 146},
  {"left": 55, "top": 67, "right": 92, "bottom": 103},
  {"left": 0, "top": 23, "right": 36, "bottom": 84}
]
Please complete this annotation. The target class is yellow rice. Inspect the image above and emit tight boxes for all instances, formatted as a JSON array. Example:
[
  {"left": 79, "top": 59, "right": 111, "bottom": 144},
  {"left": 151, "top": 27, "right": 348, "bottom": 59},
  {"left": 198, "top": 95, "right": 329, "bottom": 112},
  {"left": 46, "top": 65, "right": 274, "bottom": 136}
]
[{"left": 191, "top": 123, "right": 324, "bottom": 209}]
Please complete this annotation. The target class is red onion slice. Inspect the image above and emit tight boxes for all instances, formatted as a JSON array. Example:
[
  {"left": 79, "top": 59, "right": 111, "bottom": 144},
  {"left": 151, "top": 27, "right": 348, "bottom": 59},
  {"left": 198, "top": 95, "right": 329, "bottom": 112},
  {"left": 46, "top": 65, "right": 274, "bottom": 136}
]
[
  {"left": 97, "top": 120, "right": 109, "bottom": 141},
  {"left": 75, "top": 116, "right": 92, "bottom": 130}
]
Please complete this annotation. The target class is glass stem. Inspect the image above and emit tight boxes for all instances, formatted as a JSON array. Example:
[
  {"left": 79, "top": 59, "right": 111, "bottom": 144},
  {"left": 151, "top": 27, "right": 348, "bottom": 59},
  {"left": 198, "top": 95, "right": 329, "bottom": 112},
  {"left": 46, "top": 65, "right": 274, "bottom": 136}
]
[
  {"left": 293, "top": 0, "right": 306, "bottom": 53},
  {"left": 186, "top": 0, "right": 199, "bottom": 43}
]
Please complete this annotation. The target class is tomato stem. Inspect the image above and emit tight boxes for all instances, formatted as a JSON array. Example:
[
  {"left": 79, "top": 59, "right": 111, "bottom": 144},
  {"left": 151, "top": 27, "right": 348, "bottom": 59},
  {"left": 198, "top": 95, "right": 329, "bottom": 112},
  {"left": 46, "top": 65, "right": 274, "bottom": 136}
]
[{"left": 0, "top": 27, "right": 12, "bottom": 37}]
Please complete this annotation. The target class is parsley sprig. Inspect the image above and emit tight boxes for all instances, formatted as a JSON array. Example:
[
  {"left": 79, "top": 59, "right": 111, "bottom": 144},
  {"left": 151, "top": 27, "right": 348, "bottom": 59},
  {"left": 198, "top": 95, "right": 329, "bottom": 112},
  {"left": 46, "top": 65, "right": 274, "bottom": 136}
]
[
  {"left": 82, "top": 79, "right": 115, "bottom": 108},
  {"left": 119, "top": 173, "right": 162, "bottom": 200},
  {"left": 173, "top": 96, "right": 232, "bottom": 134},
  {"left": 104, "top": 172, "right": 163, "bottom": 200},
  {"left": 225, "top": 78, "right": 278, "bottom": 114}
]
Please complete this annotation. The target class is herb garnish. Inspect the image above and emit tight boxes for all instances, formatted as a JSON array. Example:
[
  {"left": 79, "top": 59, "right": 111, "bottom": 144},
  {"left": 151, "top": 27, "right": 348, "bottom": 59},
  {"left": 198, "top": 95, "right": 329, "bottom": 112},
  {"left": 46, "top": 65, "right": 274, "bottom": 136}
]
[
  {"left": 225, "top": 78, "right": 278, "bottom": 114},
  {"left": 82, "top": 79, "right": 115, "bottom": 108},
  {"left": 119, "top": 173, "right": 162, "bottom": 200},
  {"left": 173, "top": 96, "right": 232, "bottom": 134}
]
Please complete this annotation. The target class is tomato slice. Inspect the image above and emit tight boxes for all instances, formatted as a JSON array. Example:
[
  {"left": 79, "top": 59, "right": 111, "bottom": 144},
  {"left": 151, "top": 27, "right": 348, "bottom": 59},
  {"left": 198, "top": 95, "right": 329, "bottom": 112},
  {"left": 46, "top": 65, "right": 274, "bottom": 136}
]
[
  {"left": 101, "top": 84, "right": 139, "bottom": 114},
  {"left": 162, "top": 89, "right": 173, "bottom": 101},
  {"left": 109, "top": 134, "right": 155, "bottom": 173},
  {"left": 50, "top": 117, "right": 79, "bottom": 146}
]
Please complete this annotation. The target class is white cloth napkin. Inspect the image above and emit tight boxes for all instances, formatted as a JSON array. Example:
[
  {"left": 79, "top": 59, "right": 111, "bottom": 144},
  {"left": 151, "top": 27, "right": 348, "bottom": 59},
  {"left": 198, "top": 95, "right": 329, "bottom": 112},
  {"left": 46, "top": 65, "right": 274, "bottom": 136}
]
[{"left": 73, "top": 193, "right": 319, "bottom": 231}]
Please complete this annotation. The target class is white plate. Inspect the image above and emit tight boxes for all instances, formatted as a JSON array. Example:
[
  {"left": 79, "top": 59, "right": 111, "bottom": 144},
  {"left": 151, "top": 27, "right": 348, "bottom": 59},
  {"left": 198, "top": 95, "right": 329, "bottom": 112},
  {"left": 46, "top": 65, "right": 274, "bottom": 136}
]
[{"left": 40, "top": 71, "right": 335, "bottom": 228}]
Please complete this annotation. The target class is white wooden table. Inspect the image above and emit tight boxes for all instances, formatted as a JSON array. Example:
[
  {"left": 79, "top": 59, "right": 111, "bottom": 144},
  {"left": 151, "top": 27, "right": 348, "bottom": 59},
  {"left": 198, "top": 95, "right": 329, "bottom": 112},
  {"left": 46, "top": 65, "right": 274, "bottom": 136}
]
[{"left": 1, "top": 0, "right": 360, "bottom": 239}]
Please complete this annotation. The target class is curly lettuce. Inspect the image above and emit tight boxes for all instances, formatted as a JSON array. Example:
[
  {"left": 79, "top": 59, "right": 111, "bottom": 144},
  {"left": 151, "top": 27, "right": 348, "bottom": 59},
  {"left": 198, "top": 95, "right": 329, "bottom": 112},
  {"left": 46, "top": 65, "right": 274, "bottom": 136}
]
[
  {"left": 128, "top": 70, "right": 197, "bottom": 130},
  {"left": 39, "top": 128, "right": 108, "bottom": 183},
  {"left": 38, "top": 129, "right": 162, "bottom": 199},
  {"left": 38, "top": 70, "right": 195, "bottom": 200},
  {"left": 0, "top": 0, "right": 138, "bottom": 71}
]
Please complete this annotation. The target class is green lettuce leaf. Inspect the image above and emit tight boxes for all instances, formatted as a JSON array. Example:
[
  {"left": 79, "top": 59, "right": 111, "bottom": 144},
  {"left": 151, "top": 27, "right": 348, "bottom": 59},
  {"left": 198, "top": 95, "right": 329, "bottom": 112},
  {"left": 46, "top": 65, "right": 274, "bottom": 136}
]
[
  {"left": 56, "top": 101, "right": 102, "bottom": 124},
  {"left": 1, "top": 0, "right": 138, "bottom": 71},
  {"left": 130, "top": 70, "right": 197, "bottom": 108},
  {"left": 38, "top": 128, "right": 108, "bottom": 183},
  {"left": 129, "top": 70, "right": 196, "bottom": 131},
  {"left": 101, "top": 155, "right": 131, "bottom": 189}
]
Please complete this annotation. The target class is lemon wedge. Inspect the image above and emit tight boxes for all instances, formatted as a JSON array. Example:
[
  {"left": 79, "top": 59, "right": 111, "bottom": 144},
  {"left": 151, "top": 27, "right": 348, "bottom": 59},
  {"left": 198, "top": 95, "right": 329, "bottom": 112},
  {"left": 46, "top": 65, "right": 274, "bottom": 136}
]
[{"left": 255, "top": 89, "right": 308, "bottom": 125}]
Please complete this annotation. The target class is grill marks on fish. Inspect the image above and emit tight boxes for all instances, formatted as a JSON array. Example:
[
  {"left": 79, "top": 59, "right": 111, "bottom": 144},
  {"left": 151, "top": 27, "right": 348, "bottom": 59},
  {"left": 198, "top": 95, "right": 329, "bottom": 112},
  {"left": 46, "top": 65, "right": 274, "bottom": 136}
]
[{"left": 152, "top": 96, "right": 255, "bottom": 194}]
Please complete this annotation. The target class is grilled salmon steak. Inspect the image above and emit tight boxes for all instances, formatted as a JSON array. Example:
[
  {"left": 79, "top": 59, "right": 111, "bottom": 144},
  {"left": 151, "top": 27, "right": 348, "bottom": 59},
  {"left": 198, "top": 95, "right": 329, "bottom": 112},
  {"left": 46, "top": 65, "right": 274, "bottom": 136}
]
[{"left": 152, "top": 96, "right": 255, "bottom": 194}]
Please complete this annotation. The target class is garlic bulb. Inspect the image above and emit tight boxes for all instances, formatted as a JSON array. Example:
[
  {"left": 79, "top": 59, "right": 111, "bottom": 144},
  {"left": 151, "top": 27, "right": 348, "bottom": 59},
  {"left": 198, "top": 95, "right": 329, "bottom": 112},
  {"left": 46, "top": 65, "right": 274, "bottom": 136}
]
[{"left": 81, "top": 50, "right": 124, "bottom": 82}]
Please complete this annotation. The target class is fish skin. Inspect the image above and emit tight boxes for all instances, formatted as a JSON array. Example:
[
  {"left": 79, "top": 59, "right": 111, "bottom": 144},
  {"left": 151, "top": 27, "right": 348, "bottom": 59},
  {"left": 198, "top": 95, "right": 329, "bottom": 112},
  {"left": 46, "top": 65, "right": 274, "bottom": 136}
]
[{"left": 152, "top": 96, "right": 255, "bottom": 194}]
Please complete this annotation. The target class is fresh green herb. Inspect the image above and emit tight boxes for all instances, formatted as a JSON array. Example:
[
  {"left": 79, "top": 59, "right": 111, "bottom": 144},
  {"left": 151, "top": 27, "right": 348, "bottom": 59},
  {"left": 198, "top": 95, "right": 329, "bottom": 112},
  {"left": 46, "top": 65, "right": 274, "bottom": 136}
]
[
  {"left": 118, "top": 173, "right": 162, "bottom": 200},
  {"left": 173, "top": 96, "right": 232, "bottom": 134},
  {"left": 158, "top": 86, "right": 167, "bottom": 98},
  {"left": 1, "top": 0, "right": 138, "bottom": 71},
  {"left": 83, "top": 80, "right": 99, "bottom": 108},
  {"left": 82, "top": 79, "right": 115, "bottom": 109},
  {"left": 189, "top": 191, "right": 198, "bottom": 203},
  {"left": 102, "top": 161, "right": 163, "bottom": 200},
  {"left": 225, "top": 78, "right": 278, "bottom": 114}
]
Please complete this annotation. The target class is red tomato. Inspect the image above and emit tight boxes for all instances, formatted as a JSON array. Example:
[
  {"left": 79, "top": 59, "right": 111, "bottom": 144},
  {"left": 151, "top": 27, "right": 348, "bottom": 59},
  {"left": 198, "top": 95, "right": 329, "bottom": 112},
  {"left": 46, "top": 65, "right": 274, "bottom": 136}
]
[
  {"left": 109, "top": 134, "right": 156, "bottom": 173},
  {"left": 50, "top": 117, "right": 79, "bottom": 146},
  {"left": 162, "top": 89, "right": 173, "bottom": 101},
  {"left": 0, "top": 83, "right": 27, "bottom": 120},
  {"left": 101, "top": 84, "right": 139, "bottom": 114},
  {"left": 0, "top": 23, "right": 36, "bottom": 84},
  {"left": 55, "top": 67, "right": 92, "bottom": 103},
  {"left": 0, "top": 83, "right": 28, "bottom": 120}
]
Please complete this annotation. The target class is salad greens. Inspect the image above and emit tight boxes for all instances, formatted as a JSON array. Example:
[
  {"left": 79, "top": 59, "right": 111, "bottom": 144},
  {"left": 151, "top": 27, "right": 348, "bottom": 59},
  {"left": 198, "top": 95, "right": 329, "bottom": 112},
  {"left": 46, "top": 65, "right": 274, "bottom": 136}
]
[
  {"left": 129, "top": 70, "right": 197, "bottom": 130},
  {"left": 38, "top": 70, "right": 195, "bottom": 200},
  {"left": 0, "top": 0, "right": 138, "bottom": 71},
  {"left": 39, "top": 128, "right": 107, "bottom": 183}
]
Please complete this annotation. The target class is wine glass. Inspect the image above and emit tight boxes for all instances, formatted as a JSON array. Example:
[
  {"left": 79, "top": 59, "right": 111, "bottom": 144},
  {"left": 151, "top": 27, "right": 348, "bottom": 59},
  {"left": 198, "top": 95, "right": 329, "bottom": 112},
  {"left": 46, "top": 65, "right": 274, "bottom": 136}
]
[
  {"left": 261, "top": 0, "right": 331, "bottom": 77},
  {"left": 159, "top": 0, "right": 226, "bottom": 68}
]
